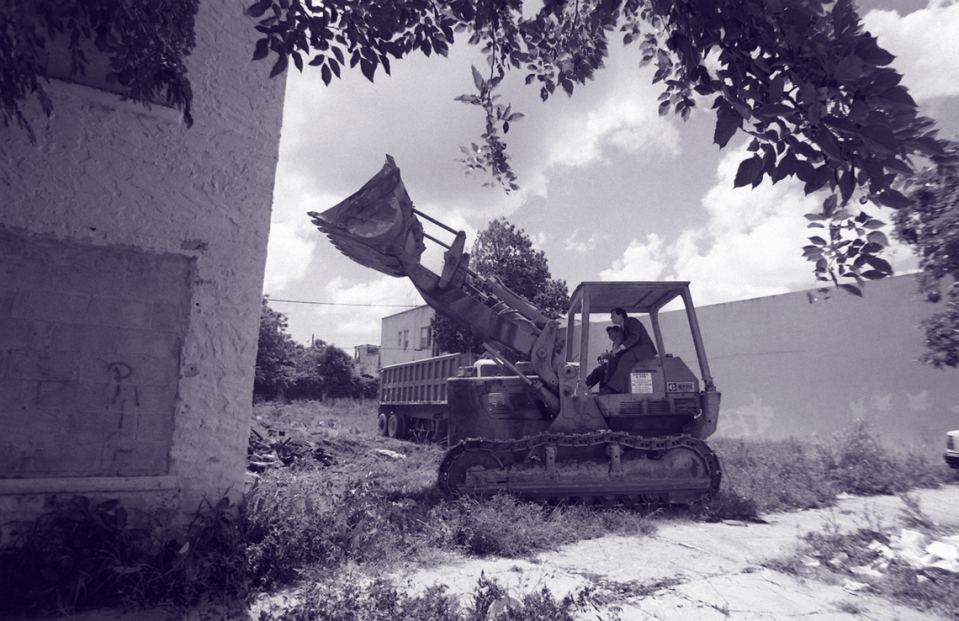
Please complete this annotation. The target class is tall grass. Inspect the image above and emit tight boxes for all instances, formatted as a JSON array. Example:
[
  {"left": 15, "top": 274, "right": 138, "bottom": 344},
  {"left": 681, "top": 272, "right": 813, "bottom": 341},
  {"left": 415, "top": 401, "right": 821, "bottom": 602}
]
[
  {"left": 711, "top": 420, "right": 954, "bottom": 514},
  {"left": 264, "top": 573, "right": 600, "bottom": 621},
  {"left": 3, "top": 400, "right": 955, "bottom": 616}
]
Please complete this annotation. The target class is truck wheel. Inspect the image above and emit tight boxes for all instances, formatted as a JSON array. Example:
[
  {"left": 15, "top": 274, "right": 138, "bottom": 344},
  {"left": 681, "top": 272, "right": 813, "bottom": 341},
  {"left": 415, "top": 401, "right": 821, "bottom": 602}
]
[
  {"left": 377, "top": 413, "right": 388, "bottom": 436},
  {"left": 387, "top": 412, "right": 407, "bottom": 439}
]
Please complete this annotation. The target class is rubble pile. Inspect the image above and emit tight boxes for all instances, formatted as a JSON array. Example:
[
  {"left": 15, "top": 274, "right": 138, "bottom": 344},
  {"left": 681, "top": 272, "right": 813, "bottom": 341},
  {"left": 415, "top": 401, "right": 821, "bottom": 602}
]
[{"left": 247, "top": 425, "right": 336, "bottom": 472}]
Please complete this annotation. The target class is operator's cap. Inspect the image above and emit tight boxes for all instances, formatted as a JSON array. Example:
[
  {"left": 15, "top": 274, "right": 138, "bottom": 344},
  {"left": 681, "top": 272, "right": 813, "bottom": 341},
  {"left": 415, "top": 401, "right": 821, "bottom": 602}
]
[{"left": 606, "top": 325, "right": 622, "bottom": 333}]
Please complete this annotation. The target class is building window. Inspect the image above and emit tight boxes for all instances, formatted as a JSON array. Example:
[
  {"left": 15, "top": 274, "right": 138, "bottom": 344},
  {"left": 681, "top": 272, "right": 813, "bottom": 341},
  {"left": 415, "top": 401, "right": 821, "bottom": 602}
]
[
  {"left": 398, "top": 331, "right": 403, "bottom": 349},
  {"left": 403, "top": 330, "right": 409, "bottom": 350},
  {"left": 419, "top": 326, "right": 431, "bottom": 350}
]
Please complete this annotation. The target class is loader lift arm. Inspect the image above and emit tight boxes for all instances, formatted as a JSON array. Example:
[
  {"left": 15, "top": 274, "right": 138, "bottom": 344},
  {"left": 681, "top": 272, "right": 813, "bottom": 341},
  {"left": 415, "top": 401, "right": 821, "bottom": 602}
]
[{"left": 308, "top": 155, "right": 565, "bottom": 413}]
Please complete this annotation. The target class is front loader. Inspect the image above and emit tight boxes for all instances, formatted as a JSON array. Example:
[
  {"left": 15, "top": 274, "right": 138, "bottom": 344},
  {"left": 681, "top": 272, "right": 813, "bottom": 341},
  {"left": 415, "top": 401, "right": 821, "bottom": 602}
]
[{"left": 309, "top": 156, "right": 721, "bottom": 504}]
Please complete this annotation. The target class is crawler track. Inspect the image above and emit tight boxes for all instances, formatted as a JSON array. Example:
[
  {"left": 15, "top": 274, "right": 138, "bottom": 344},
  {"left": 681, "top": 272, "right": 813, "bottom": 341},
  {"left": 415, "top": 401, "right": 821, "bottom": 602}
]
[{"left": 437, "top": 431, "right": 721, "bottom": 505}]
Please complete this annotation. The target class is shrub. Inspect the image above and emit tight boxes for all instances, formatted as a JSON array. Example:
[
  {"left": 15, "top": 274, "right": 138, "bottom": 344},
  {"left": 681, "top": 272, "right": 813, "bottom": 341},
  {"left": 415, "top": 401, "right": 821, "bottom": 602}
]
[
  {"left": 263, "top": 573, "right": 597, "bottom": 621},
  {"left": 0, "top": 495, "right": 248, "bottom": 616},
  {"left": 816, "top": 420, "right": 947, "bottom": 495}
]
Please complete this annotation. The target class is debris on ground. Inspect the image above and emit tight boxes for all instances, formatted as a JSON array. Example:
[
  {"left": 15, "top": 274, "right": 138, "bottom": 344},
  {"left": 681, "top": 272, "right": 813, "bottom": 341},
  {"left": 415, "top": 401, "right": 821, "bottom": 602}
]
[{"left": 247, "top": 424, "right": 336, "bottom": 472}]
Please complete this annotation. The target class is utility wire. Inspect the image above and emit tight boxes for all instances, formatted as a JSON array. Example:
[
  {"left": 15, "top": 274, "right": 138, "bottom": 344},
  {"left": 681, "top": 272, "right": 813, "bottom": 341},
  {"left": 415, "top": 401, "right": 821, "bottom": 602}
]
[{"left": 267, "top": 298, "right": 420, "bottom": 308}]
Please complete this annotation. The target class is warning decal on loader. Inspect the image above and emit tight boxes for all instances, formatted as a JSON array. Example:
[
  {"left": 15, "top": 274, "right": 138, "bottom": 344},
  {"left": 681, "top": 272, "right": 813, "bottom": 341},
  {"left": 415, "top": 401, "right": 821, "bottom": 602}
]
[{"left": 631, "top": 372, "right": 654, "bottom": 394}]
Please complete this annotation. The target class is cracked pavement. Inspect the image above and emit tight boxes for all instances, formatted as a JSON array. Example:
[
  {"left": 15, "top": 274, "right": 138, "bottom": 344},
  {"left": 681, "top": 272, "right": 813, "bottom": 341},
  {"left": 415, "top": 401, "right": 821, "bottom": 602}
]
[{"left": 390, "top": 485, "right": 959, "bottom": 620}]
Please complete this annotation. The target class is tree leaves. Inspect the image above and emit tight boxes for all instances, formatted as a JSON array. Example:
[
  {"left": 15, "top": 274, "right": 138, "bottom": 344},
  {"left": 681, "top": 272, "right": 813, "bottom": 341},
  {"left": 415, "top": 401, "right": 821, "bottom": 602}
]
[
  {"left": 734, "top": 155, "right": 764, "bottom": 188},
  {"left": 239, "top": 0, "right": 952, "bottom": 294},
  {"left": 714, "top": 104, "right": 742, "bottom": 148}
]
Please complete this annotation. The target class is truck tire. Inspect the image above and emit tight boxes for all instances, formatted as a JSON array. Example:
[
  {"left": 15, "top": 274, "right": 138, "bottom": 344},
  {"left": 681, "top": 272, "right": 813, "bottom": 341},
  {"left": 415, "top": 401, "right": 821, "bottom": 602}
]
[
  {"left": 387, "top": 412, "right": 407, "bottom": 439},
  {"left": 377, "top": 412, "right": 388, "bottom": 436}
]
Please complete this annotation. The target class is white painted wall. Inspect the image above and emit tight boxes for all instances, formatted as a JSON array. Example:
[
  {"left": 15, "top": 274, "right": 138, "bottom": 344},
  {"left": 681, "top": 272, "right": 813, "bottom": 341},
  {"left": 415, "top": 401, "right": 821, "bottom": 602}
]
[
  {"left": 0, "top": 0, "right": 286, "bottom": 521},
  {"left": 655, "top": 275, "right": 959, "bottom": 448}
]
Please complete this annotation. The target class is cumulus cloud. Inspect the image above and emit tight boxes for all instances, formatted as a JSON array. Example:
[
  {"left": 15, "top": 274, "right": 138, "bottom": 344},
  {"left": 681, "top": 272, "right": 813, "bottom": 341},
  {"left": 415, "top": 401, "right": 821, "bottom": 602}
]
[
  {"left": 863, "top": 0, "right": 959, "bottom": 100},
  {"left": 543, "top": 88, "right": 681, "bottom": 171},
  {"left": 263, "top": 219, "right": 317, "bottom": 291},
  {"left": 312, "top": 276, "right": 423, "bottom": 346},
  {"left": 565, "top": 229, "right": 608, "bottom": 254},
  {"left": 601, "top": 146, "right": 918, "bottom": 306},
  {"left": 520, "top": 58, "right": 683, "bottom": 198},
  {"left": 602, "top": 233, "right": 672, "bottom": 280}
]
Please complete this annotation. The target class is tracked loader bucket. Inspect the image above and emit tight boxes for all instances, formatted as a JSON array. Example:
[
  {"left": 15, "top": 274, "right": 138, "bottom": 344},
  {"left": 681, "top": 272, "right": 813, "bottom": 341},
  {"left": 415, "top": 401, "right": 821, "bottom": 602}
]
[{"left": 308, "top": 155, "right": 426, "bottom": 278}]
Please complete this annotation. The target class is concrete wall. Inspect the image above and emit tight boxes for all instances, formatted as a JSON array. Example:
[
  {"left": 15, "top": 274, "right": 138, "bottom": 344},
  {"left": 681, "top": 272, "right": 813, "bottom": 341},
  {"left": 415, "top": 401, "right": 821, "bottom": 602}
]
[
  {"left": 654, "top": 275, "right": 959, "bottom": 447},
  {"left": 0, "top": 1, "right": 285, "bottom": 523},
  {"left": 380, "top": 306, "right": 438, "bottom": 368}
]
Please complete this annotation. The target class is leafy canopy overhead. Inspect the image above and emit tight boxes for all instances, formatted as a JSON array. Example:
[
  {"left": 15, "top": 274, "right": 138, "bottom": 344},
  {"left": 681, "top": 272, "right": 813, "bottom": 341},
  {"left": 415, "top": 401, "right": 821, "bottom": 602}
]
[
  {"left": 246, "top": 0, "right": 953, "bottom": 292},
  {"left": 1, "top": 0, "right": 198, "bottom": 140},
  {"left": 893, "top": 146, "right": 959, "bottom": 368},
  {"left": 432, "top": 217, "right": 569, "bottom": 355}
]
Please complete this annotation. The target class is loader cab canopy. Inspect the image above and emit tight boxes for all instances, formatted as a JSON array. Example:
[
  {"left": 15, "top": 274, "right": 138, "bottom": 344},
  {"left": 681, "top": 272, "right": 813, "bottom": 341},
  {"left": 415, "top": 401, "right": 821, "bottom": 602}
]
[{"left": 566, "top": 281, "right": 715, "bottom": 390}]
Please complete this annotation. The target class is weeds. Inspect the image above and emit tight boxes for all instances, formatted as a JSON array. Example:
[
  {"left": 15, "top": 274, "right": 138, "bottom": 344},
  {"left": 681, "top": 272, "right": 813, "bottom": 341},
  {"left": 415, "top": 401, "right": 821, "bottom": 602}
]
[
  {"left": 4, "top": 402, "right": 956, "bottom": 616},
  {"left": 0, "top": 494, "right": 249, "bottom": 616},
  {"left": 259, "top": 573, "right": 605, "bottom": 621},
  {"left": 712, "top": 420, "right": 954, "bottom": 514}
]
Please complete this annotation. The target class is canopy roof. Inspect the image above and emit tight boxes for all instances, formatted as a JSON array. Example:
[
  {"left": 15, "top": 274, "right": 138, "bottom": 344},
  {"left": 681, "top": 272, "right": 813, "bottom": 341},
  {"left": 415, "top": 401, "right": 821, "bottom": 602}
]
[{"left": 568, "top": 281, "right": 691, "bottom": 316}]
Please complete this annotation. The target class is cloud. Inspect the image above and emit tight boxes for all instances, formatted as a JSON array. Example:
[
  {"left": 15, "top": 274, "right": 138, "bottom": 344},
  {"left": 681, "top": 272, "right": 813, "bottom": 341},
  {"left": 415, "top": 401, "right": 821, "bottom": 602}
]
[
  {"left": 263, "top": 219, "right": 317, "bottom": 291},
  {"left": 601, "top": 146, "right": 918, "bottom": 305},
  {"left": 543, "top": 85, "right": 681, "bottom": 171},
  {"left": 565, "top": 229, "right": 609, "bottom": 254},
  {"left": 863, "top": 1, "right": 959, "bottom": 100},
  {"left": 519, "top": 56, "right": 683, "bottom": 198},
  {"left": 602, "top": 233, "right": 672, "bottom": 280},
  {"left": 310, "top": 276, "right": 423, "bottom": 346}
]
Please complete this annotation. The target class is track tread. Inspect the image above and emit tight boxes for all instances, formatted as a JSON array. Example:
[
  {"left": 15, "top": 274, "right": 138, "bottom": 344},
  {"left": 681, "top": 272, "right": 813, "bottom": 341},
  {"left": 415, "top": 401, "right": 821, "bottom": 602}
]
[{"left": 438, "top": 431, "right": 721, "bottom": 504}]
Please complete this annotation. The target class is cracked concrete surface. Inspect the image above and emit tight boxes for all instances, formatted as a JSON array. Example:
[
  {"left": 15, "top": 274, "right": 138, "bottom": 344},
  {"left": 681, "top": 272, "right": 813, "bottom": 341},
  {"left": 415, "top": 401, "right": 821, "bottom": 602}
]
[{"left": 389, "top": 485, "right": 959, "bottom": 620}]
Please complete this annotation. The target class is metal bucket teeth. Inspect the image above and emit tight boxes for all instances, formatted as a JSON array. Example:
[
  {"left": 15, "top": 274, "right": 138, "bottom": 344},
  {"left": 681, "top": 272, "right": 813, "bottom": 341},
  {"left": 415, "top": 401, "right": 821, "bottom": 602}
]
[{"left": 308, "top": 154, "right": 426, "bottom": 278}]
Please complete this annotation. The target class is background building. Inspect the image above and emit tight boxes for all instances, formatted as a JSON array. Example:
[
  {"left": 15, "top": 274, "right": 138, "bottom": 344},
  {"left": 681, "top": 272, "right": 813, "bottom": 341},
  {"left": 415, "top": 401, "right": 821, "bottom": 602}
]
[
  {"left": 353, "top": 344, "right": 381, "bottom": 378},
  {"left": 1, "top": 1, "right": 285, "bottom": 525},
  {"left": 380, "top": 305, "right": 439, "bottom": 368}
]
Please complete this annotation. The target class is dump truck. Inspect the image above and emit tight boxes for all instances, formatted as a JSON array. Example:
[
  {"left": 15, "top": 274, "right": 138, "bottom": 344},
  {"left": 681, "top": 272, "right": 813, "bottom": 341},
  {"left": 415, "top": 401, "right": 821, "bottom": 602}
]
[
  {"left": 309, "top": 156, "right": 721, "bottom": 504},
  {"left": 377, "top": 352, "right": 469, "bottom": 443}
]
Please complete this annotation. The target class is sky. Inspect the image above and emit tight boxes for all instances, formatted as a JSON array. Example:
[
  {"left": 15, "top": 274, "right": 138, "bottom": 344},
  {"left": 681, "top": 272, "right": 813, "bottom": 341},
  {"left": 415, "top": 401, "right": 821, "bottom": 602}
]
[{"left": 263, "top": 0, "right": 959, "bottom": 351}]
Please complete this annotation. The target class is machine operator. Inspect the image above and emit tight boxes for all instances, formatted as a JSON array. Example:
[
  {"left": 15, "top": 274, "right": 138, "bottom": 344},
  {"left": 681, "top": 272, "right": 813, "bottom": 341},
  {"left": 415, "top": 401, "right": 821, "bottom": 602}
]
[{"left": 603, "top": 307, "right": 658, "bottom": 393}]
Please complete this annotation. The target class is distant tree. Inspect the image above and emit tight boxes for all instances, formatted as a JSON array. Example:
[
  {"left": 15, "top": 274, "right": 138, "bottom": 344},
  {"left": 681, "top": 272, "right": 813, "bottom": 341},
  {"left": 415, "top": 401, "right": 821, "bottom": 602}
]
[
  {"left": 353, "top": 374, "right": 380, "bottom": 400},
  {"left": 254, "top": 298, "right": 299, "bottom": 400},
  {"left": 432, "top": 217, "right": 569, "bottom": 355},
  {"left": 893, "top": 142, "right": 959, "bottom": 368},
  {"left": 471, "top": 218, "right": 569, "bottom": 317},
  {"left": 291, "top": 340, "right": 359, "bottom": 400}
]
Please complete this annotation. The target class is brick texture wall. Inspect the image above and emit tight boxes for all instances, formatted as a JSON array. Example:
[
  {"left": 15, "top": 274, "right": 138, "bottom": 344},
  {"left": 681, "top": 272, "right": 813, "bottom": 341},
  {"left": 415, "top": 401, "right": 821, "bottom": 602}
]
[{"left": 0, "top": 227, "right": 192, "bottom": 478}]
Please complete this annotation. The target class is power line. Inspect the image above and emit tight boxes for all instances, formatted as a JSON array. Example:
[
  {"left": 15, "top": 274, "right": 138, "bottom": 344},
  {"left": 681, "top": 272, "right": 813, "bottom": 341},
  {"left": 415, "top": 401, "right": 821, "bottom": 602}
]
[{"left": 267, "top": 298, "right": 420, "bottom": 309}]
